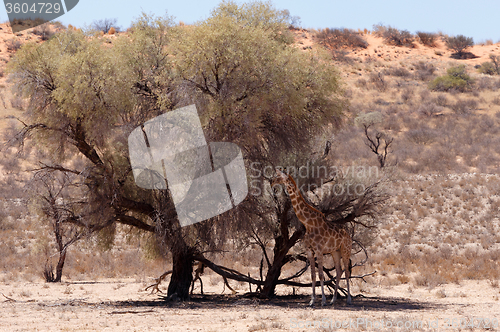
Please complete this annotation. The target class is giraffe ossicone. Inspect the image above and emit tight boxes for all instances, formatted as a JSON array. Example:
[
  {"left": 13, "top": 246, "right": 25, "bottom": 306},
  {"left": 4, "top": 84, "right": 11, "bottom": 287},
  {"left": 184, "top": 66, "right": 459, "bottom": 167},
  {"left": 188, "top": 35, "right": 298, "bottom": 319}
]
[{"left": 272, "top": 168, "right": 352, "bottom": 306}]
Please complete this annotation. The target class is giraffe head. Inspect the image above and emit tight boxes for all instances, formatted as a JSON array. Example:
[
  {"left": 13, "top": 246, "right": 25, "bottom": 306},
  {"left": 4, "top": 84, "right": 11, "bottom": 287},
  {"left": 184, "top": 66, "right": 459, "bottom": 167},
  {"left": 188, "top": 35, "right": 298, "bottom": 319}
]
[{"left": 271, "top": 168, "right": 289, "bottom": 187}]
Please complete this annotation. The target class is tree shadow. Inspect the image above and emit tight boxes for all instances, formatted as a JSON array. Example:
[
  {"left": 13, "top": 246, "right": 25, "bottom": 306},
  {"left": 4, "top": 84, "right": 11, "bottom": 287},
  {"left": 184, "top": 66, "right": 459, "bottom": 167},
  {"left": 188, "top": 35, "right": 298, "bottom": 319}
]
[
  {"left": 450, "top": 52, "right": 478, "bottom": 60},
  {"left": 106, "top": 293, "right": 443, "bottom": 312}
]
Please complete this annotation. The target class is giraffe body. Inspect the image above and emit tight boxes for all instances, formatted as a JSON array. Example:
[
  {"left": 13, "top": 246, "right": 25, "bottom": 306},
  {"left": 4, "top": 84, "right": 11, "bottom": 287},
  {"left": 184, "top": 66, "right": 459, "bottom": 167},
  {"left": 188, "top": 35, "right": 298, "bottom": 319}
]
[{"left": 273, "top": 169, "right": 352, "bottom": 306}]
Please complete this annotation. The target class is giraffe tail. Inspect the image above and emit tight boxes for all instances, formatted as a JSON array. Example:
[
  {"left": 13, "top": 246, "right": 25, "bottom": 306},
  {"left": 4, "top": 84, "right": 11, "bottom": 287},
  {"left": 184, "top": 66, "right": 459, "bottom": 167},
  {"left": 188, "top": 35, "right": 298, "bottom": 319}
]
[{"left": 348, "top": 259, "right": 352, "bottom": 275}]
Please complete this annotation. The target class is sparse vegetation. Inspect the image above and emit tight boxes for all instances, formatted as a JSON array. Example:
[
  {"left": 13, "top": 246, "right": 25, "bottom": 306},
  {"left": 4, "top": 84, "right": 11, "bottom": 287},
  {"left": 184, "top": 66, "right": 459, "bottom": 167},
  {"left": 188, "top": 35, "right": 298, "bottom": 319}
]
[
  {"left": 31, "top": 23, "right": 54, "bottom": 41},
  {"left": 6, "top": 38, "right": 22, "bottom": 52},
  {"left": 416, "top": 31, "right": 437, "bottom": 47},
  {"left": 450, "top": 98, "right": 479, "bottom": 114},
  {"left": 316, "top": 28, "right": 368, "bottom": 50},
  {"left": 446, "top": 34, "right": 475, "bottom": 59},
  {"left": 91, "top": 18, "right": 120, "bottom": 33},
  {"left": 413, "top": 61, "right": 436, "bottom": 81},
  {"left": 373, "top": 24, "right": 415, "bottom": 47},
  {"left": 429, "top": 65, "right": 474, "bottom": 92},
  {"left": 478, "top": 54, "right": 500, "bottom": 75}
]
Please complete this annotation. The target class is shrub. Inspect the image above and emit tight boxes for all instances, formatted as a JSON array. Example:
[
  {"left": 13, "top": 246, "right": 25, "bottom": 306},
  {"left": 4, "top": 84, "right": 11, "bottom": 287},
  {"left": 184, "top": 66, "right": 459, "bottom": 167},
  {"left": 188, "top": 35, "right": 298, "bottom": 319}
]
[
  {"left": 91, "top": 18, "right": 120, "bottom": 34},
  {"left": 383, "top": 27, "right": 415, "bottom": 47},
  {"left": 434, "top": 94, "right": 448, "bottom": 107},
  {"left": 369, "top": 72, "right": 387, "bottom": 91},
  {"left": 400, "top": 87, "right": 414, "bottom": 104},
  {"left": 316, "top": 28, "right": 368, "bottom": 50},
  {"left": 32, "top": 23, "right": 54, "bottom": 41},
  {"left": 384, "top": 66, "right": 411, "bottom": 77},
  {"left": 406, "top": 126, "right": 438, "bottom": 145},
  {"left": 478, "top": 54, "right": 500, "bottom": 75},
  {"left": 476, "top": 77, "right": 495, "bottom": 91},
  {"left": 372, "top": 24, "right": 387, "bottom": 38},
  {"left": 6, "top": 38, "right": 22, "bottom": 52},
  {"left": 450, "top": 98, "right": 479, "bottom": 114},
  {"left": 417, "top": 102, "right": 443, "bottom": 117},
  {"left": 446, "top": 35, "right": 474, "bottom": 59},
  {"left": 429, "top": 65, "right": 474, "bottom": 92},
  {"left": 479, "top": 62, "right": 498, "bottom": 75},
  {"left": 417, "top": 32, "right": 437, "bottom": 47},
  {"left": 331, "top": 49, "right": 355, "bottom": 63},
  {"left": 413, "top": 61, "right": 436, "bottom": 81}
]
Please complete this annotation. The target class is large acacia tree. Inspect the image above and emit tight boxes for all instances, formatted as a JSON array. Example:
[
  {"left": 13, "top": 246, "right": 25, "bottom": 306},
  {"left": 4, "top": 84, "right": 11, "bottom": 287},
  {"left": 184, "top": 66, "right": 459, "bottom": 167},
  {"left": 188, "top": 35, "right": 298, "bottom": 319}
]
[{"left": 5, "top": 1, "right": 364, "bottom": 300}]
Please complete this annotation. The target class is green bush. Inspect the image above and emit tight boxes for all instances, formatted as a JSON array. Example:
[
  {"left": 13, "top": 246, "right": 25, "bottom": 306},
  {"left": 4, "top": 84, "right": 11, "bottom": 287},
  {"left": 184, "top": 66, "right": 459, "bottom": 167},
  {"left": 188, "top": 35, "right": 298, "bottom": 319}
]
[
  {"left": 479, "top": 62, "right": 498, "bottom": 75},
  {"left": 429, "top": 65, "right": 474, "bottom": 92},
  {"left": 478, "top": 54, "right": 500, "bottom": 75}
]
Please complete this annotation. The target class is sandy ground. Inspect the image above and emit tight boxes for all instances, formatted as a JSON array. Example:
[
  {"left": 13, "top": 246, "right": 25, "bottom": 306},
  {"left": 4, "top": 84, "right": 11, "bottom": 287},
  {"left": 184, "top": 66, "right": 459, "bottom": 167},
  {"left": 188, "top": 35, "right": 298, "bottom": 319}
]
[{"left": 0, "top": 275, "right": 498, "bottom": 331}]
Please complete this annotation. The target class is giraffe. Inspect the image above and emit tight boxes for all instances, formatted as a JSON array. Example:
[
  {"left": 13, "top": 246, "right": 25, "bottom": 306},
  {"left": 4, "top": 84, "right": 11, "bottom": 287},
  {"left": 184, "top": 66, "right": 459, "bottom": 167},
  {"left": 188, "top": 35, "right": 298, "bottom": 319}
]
[{"left": 272, "top": 168, "right": 352, "bottom": 306}]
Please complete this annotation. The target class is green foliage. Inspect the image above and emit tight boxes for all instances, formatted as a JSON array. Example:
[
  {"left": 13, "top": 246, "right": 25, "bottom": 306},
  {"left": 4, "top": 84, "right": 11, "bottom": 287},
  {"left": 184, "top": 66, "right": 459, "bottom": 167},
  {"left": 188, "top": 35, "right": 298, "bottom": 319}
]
[
  {"left": 175, "top": 2, "right": 345, "bottom": 157},
  {"left": 479, "top": 62, "right": 498, "bottom": 75},
  {"left": 429, "top": 65, "right": 474, "bottom": 92},
  {"left": 114, "top": 12, "right": 179, "bottom": 117},
  {"left": 8, "top": 30, "right": 118, "bottom": 149},
  {"left": 478, "top": 54, "right": 500, "bottom": 75},
  {"left": 208, "top": 0, "right": 295, "bottom": 44}
]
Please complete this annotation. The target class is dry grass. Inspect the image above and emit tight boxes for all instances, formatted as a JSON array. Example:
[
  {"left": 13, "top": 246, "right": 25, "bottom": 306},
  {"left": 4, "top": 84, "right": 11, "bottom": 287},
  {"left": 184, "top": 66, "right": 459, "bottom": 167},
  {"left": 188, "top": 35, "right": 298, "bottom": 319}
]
[{"left": 368, "top": 173, "right": 500, "bottom": 289}]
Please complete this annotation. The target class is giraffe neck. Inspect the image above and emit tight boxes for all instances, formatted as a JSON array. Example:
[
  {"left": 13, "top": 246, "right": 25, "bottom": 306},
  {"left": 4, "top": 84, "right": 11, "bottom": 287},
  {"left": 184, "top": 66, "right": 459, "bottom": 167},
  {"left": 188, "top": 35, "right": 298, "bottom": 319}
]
[{"left": 284, "top": 175, "right": 323, "bottom": 229}]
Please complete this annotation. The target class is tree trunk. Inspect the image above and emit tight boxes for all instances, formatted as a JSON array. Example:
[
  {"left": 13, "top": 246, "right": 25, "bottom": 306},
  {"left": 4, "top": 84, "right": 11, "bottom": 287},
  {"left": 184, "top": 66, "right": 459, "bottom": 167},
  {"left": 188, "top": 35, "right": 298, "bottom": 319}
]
[
  {"left": 53, "top": 209, "right": 66, "bottom": 283},
  {"left": 261, "top": 233, "right": 291, "bottom": 297},
  {"left": 167, "top": 244, "right": 194, "bottom": 300},
  {"left": 54, "top": 249, "right": 66, "bottom": 282},
  {"left": 260, "top": 198, "right": 304, "bottom": 298}
]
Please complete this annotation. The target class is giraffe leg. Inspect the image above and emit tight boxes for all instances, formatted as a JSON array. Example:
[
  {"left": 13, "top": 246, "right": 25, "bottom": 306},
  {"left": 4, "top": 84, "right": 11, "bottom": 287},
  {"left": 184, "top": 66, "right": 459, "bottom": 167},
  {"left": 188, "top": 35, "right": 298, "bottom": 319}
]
[
  {"left": 307, "top": 250, "right": 316, "bottom": 307},
  {"left": 343, "top": 256, "right": 352, "bottom": 305},
  {"left": 331, "top": 251, "right": 342, "bottom": 304},
  {"left": 316, "top": 254, "right": 327, "bottom": 306}
]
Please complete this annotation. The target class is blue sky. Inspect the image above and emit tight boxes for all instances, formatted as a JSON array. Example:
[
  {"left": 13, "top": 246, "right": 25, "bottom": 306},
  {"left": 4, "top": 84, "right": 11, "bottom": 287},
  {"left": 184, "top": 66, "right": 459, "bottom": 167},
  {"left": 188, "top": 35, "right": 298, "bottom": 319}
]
[{"left": 4, "top": 0, "right": 500, "bottom": 43}]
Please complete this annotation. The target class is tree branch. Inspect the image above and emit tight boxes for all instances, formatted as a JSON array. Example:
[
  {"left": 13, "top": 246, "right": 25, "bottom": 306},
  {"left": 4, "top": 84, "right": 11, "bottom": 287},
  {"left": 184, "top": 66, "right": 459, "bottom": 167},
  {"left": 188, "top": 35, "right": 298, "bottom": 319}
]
[{"left": 115, "top": 214, "right": 155, "bottom": 233}]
